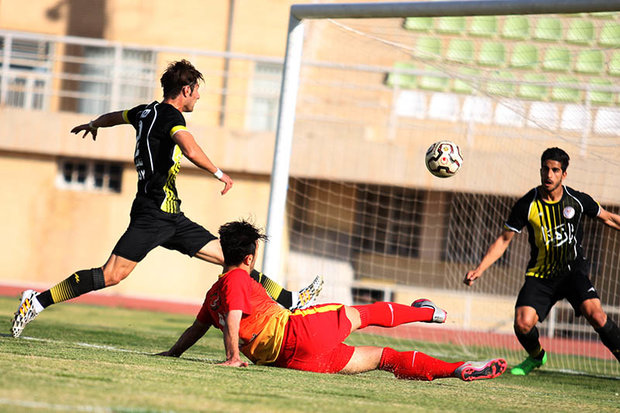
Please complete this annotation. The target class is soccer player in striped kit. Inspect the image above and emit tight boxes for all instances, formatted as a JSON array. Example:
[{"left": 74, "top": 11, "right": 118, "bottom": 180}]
[{"left": 464, "top": 147, "right": 620, "bottom": 375}]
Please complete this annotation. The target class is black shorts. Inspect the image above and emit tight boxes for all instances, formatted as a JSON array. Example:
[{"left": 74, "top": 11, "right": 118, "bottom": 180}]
[
  {"left": 515, "top": 260, "right": 599, "bottom": 321},
  {"left": 112, "top": 196, "right": 217, "bottom": 262}
]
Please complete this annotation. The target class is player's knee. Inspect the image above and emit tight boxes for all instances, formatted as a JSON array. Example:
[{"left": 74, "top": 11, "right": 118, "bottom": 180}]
[{"left": 514, "top": 318, "right": 535, "bottom": 335}]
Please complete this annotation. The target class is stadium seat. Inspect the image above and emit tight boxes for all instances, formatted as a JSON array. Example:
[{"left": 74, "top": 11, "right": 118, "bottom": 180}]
[
  {"left": 403, "top": 17, "right": 434, "bottom": 32},
  {"left": 477, "top": 42, "right": 506, "bottom": 67},
  {"left": 385, "top": 61, "right": 417, "bottom": 89},
  {"left": 462, "top": 95, "right": 493, "bottom": 124},
  {"left": 414, "top": 37, "right": 441, "bottom": 60},
  {"left": 518, "top": 73, "right": 547, "bottom": 101},
  {"left": 598, "top": 22, "right": 620, "bottom": 47},
  {"left": 436, "top": 16, "right": 466, "bottom": 34},
  {"left": 565, "top": 19, "right": 595, "bottom": 45},
  {"left": 560, "top": 104, "right": 591, "bottom": 132},
  {"left": 501, "top": 16, "right": 530, "bottom": 40},
  {"left": 452, "top": 67, "right": 481, "bottom": 94},
  {"left": 428, "top": 93, "right": 460, "bottom": 121},
  {"left": 542, "top": 47, "right": 570, "bottom": 72},
  {"left": 609, "top": 51, "right": 620, "bottom": 77},
  {"left": 417, "top": 66, "right": 449, "bottom": 91},
  {"left": 469, "top": 16, "right": 498, "bottom": 37},
  {"left": 494, "top": 98, "right": 526, "bottom": 127},
  {"left": 486, "top": 71, "right": 515, "bottom": 96},
  {"left": 446, "top": 39, "right": 474, "bottom": 63},
  {"left": 593, "top": 107, "right": 620, "bottom": 135},
  {"left": 587, "top": 78, "right": 614, "bottom": 106},
  {"left": 533, "top": 17, "right": 563, "bottom": 42},
  {"left": 510, "top": 44, "right": 539, "bottom": 69},
  {"left": 550, "top": 75, "right": 582, "bottom": 102},
  {"left": 575, "top": 50, "right": 604, "bottom": 74},
  {"left": 590, "top": 12, "right": 617, "bottom": 20},
  {"left": 394, "top": 90, "right": 427, "bottom": 118},
  {"left": 527, "top": 102, "right": 559, "bottom": 129}
]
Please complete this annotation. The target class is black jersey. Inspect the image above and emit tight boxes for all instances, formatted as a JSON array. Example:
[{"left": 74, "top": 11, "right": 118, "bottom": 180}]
[
  {"left": 123, "top": 102, "right": 187, "bottom": 213},
  {"left": 504, "top": 186, "right": 600, "bottom": 279}
]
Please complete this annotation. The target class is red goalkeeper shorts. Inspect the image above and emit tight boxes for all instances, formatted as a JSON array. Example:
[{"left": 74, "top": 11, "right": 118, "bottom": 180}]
[{"left": 273, "top": 303, "right": 355, "bottom": 373}]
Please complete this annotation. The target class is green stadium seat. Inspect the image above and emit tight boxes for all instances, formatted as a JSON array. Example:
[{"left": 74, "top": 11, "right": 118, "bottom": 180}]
[
  {"left": 588, "top": 78, "right": 614, "bottom": 106},
  {"left": 590, "top": 12, "right": 617, "bottom": 19},
  {"left": 518, "top": 73, "right": 547, "bottom": 100},
  {"left": 575, "top": 50, "right": 604, "bottom": 74},
  {"left": 469, "top": 16, "right": 498, "bottom": 37},
  {"left": 477, "top": 42, "right": 506, "bottom": 67},
  {"left": 385, "top": 61, "right": 417, "bottom": 89},
  {"left": 414, "top": 37, "right": 441, "bottom": 60},
  {"left": 436, "top": 16, "right": 466, "bottom": 34},
  {"left": 452, "top": 67, "right": 481, "bottom": 94},
  {"left": 534, "top": 17, "right": 563, "bottom": 42},
  {"left": 598, "top": 22, "right": 620, "bottom": 47},
  {"left": 403, "top": 17, "right": 434, "bottom": 32},
  {"left": 446, "top": 39, "right": 474, "bottom": 63},
  {"left": 486, "top": 71, "right": 515, "bottom": 96},
  {"left": 417, "top": 66, "right": 449, "bottom": 91},
  {"left": 542, "top": 47, "right": 570, "bottom": 72},
  {"left": 609, "top": 51, "right": 620, "bottom": 77},
  {"left": 510, "top": 44, "right": 539, "bottom": 69},
  {"left": 550, "top": 76, "right": 581, "bottom": 102},
  {"left": 565, "top": 19, "right": 595, "bottom": 45},
  {"left": 501, "top": 16, "right": 530, "bottom": 40}
]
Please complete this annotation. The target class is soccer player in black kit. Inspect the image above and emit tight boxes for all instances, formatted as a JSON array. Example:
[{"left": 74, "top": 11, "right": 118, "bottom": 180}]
[
  {"left": 464, "top": 147, "right": 620, "bottom": 375},
  {"left": 11, "top": 60, "right": 322, "bottom": 338}
]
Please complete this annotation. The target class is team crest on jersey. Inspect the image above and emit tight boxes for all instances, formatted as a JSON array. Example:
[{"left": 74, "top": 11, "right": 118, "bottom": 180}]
[
  {"left": 140, "top": 109, "right": 151, "bottom": 118},
  {"left": 563, "top": 206, "right": 575, "bottom": 219}
]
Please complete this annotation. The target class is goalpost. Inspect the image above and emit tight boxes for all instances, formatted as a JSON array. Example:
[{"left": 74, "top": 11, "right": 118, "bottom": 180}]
[{"left": 264, "top": 0, "right": 620, "bottom": 377}]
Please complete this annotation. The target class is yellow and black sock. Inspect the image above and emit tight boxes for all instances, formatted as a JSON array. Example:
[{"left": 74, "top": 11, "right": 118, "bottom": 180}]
[
  {"left": 250, "top": 269, "right": 294, "bottom": 309},
  {"left": 36, "top": 268, "right": 106, "bottom": 308},
  {"left": 515, "top": 326, "right": 544, "bottom": 359},
  {"left": 595, "top": 318, "right": 620, "bottom": 362}
]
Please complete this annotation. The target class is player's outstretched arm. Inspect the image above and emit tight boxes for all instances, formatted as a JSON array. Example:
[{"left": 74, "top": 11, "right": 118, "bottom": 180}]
[
  {"left": 71, "top": 111, "right": 126, "bottom": 141},
  {"left": 219, "top": 309, "right": 248, "bottom": 367},
  {"left": 156, "top": 318, "right": 210, "bottom": 357},
  {"left": 464, "top": 230, "right": 515, "bottom": 286},
  {"left": 598, "top": 207, "right": 620, "bottom": 231},
  {"left": 172, "top": 130, "right": 233, "bottom": 195}
]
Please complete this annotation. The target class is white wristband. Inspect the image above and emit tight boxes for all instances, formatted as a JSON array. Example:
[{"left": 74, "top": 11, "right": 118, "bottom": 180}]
[{"left": 213, "top": 168, "right": 224, "bottom": 179}]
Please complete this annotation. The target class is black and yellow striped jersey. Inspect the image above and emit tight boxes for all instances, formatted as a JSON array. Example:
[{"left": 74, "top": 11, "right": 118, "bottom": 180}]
[
  {"left": 123, "top": 102, "right": 187, "bottom": 214},
  {"left": 505, "top": 186, "right": 600, "bottom": 279}
]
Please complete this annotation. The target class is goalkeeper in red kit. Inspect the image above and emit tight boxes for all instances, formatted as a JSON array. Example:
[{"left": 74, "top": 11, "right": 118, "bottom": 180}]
[{"left": 158, "top": 220, "right": 507, "bottom": 381}]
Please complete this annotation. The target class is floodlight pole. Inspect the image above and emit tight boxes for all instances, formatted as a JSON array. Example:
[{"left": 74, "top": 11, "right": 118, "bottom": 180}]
[{"left": 263, "top": 0, "right": 620, "bottom": 283}]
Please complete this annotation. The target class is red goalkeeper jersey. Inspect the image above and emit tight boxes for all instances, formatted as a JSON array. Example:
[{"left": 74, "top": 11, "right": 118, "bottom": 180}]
[{"left": 196, "top": 268, "right": 290, "bottom": 364}]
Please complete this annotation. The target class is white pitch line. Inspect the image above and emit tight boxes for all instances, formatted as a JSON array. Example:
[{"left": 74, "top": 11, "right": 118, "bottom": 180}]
[{"left": 0, "top": 398, "right": 176, "bottom": 413}]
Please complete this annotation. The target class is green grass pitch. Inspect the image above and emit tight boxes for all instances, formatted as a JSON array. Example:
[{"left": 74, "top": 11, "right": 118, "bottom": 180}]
[{"left": 0, "top": 296, "right": 618, "bottom": 412}]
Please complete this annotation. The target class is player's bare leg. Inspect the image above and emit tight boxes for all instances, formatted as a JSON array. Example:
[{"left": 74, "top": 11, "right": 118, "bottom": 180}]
[{"left": 512, "top": 306, "right": 546, "bottom": 375}]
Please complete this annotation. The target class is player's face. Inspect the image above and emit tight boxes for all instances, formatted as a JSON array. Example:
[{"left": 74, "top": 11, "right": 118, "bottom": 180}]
[
  {"left": 182, "top": 84, "right": 200, "bottom": 112},
  {"left": 540, "top": 159, "right": 566, "bottom": 194}
]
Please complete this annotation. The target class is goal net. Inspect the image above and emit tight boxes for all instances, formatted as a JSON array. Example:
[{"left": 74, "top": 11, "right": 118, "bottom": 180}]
[{"left": 270, "top": 2, "right": 620, "bottom": 378}]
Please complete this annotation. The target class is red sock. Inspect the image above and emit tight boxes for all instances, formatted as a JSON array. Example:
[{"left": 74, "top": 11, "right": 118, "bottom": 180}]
[
  {"left": 378, "top": 347, "right": 463, "bottom": 381},
  {"left": 353, "top": 302, "right": 434, "bottom": 328}
]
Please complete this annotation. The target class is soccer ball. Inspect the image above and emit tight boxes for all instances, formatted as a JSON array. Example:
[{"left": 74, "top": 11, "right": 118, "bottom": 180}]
[{"left": 425, "top": 141, "right": 463, "bottom": 178}]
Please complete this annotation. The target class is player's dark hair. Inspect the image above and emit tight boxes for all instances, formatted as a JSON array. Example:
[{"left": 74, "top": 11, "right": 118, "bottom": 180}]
[
  {"left": 541, "top": 147, "right": 570, "bottom": 172},
  {"left": 160, "top": 59, "right": 204, "bottom": 99},
  {"left": 218, "top": 220, "right": 268, "bottom": 266}
]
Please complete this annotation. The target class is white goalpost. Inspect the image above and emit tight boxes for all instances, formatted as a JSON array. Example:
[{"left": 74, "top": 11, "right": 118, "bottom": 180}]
[{"left": 264, "top": 0, "right": 620, "bottom": 377}]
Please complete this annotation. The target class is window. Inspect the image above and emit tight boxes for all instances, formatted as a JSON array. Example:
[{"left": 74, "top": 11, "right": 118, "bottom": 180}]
[
  {"left": 0, "top": 37, "right": 52, "bottom": 110},
  {"left": 57, "top": 159, "right": 123, "bottom": 193},
  {"left": 246, "top": 62, "right": 283, "bottom": 132},
  {"left": 78, "top": 46, "right": 156, "bottom": 114}
]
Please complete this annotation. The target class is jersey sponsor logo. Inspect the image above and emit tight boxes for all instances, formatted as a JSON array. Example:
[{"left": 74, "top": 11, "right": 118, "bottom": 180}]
[
  {"left": 563, "top": 206, "right": 575, "bottom": 219},
  {"left": 542, "top": 222, "right": 575, "bottom": 247},
  {"left": 210, "top": 293, "right": 220, "bottom": 311}
]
